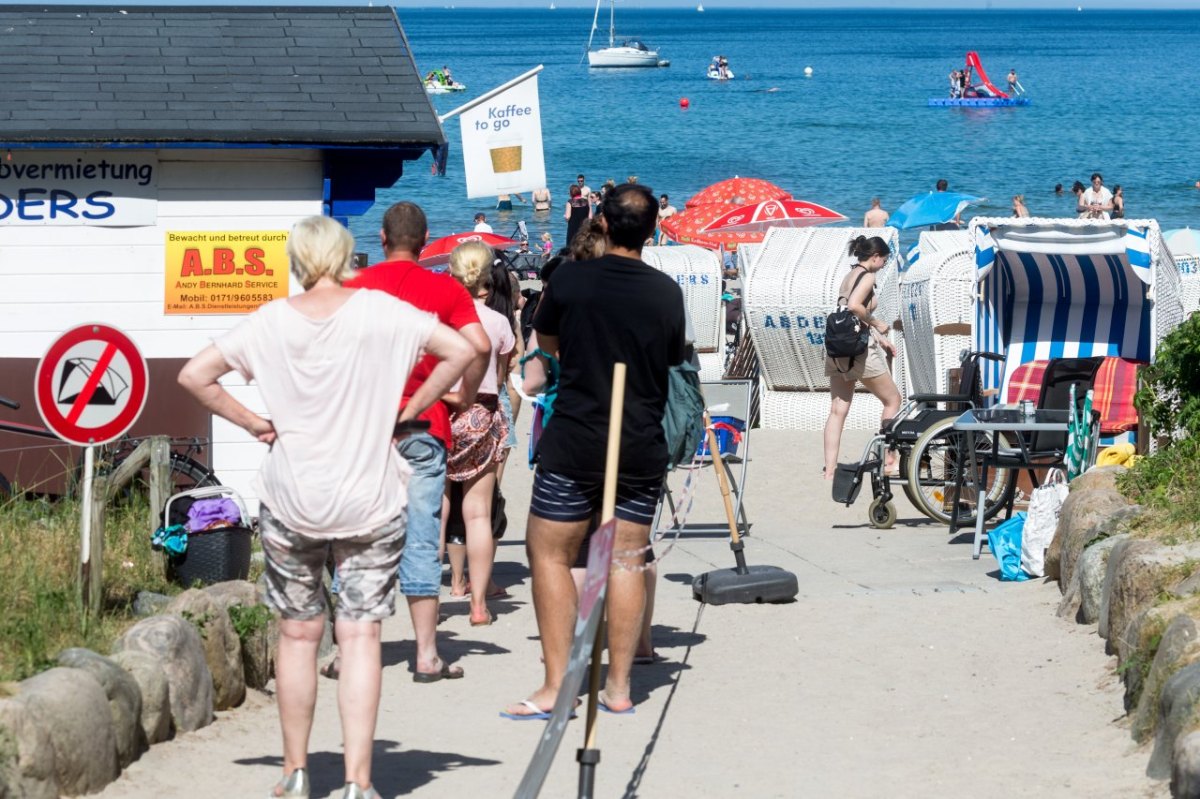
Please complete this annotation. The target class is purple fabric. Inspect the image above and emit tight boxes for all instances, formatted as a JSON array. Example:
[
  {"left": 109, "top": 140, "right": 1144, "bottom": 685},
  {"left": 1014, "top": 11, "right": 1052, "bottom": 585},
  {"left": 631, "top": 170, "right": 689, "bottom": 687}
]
[{"left": 187, "top": 498, "right": 241, "bottom": 531}]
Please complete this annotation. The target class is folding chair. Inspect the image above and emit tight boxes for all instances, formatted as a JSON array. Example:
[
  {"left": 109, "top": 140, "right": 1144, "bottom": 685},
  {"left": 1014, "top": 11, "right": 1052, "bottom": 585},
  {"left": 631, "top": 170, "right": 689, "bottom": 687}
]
[{"left": 652, "top": 378, "right": 753, "bottom": 539}]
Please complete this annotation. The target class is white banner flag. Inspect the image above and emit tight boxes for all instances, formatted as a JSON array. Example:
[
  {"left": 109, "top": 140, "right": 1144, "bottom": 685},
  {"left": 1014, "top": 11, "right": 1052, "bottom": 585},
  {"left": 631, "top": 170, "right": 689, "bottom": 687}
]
[{"left": 459, "top": 75, "right": 546, "bottom": 200}]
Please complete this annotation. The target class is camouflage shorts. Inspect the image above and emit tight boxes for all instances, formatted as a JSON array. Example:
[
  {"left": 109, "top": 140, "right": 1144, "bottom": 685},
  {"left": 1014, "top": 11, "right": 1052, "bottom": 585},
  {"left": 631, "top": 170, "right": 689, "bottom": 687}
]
[{"left": 259, "top": 505, "right": 406, "bottom": 622}]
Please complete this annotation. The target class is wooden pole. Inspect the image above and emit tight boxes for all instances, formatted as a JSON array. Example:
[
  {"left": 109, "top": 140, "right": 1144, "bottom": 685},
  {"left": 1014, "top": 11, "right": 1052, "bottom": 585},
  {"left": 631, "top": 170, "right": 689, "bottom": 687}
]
[
  {"left": 705, "top": 413, "right": 743, "bottom": 546},
  {"left": 583, "top": 363, "right": 626, "bottom": 752},
  {"left": 148, "top": 437, "right": 171, "bottom": 570}
]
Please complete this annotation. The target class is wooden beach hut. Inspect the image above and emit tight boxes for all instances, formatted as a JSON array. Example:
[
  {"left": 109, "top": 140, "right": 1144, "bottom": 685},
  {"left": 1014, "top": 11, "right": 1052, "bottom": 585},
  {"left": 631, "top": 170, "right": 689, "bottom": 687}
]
[
  {"left": 898, "top": 230, "right": 975, "bottom": 396},
  {"left": 641, "top": 244, "right": 725, "bottom": 380},
  {"left": 742, "top": 227, "right": 904, "bottom": 430},
  {"left": 0, "top": 6, "right": 444, "bottom": 502},
  {"left": 970, "top": 219, "right": 1185, "bottom": 433}
]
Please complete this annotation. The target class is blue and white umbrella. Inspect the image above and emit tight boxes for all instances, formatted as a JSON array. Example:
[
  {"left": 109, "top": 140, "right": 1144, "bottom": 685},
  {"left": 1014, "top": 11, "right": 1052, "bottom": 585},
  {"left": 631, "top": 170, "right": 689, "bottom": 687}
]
[
  {"left": 888, "top": 191, "right": 984, "bottom": 230},
  {"left": 1164, "top": 227, "right": 1200, "bottom": 257}
]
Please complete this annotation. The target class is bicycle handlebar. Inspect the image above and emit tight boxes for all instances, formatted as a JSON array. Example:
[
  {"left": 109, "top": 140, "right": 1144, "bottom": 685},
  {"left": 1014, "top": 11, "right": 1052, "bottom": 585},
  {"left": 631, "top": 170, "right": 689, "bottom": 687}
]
[{"left": 0, "top": 396, "right": 20, "bottom": 410}]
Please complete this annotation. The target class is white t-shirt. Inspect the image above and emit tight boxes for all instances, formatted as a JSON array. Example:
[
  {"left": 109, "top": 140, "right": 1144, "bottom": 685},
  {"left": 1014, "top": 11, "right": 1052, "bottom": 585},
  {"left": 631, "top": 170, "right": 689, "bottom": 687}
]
[
  {"left": 475, "top": 300, "right": 515, "bottom": 395},
  {"left": 474, "top": 221, "right": 493, "bottom": 234},
  {"left": 1080, "top": 186, "right": 1113, "bottom": 219},
  {"left": 215, "top": 290, "right": 437, "bottom": 537}
]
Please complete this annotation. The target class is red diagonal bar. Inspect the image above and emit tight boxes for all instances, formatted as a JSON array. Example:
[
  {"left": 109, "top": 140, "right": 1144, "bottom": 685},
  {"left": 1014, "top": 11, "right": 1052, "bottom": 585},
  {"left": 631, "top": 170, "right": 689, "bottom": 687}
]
[{"left": 65, "top": 343, "right": 118, "bottom": 426}]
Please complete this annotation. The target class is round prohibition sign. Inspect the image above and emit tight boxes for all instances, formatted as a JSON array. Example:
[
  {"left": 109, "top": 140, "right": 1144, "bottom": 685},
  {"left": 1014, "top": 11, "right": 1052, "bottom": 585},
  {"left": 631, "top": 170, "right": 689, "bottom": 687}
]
[{"left": 34, "top": 324, "right": 148, "bottom": 446}]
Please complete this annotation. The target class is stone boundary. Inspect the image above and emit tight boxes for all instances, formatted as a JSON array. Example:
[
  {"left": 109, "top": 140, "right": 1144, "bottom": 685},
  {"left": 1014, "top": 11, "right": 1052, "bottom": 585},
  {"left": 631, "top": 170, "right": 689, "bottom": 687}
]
[
  {"left": 1048, "top": 465, "right": 1200, "bottom": 798},
  {"left": 0, "top": 580, "right": 282, "bottom": 798}
]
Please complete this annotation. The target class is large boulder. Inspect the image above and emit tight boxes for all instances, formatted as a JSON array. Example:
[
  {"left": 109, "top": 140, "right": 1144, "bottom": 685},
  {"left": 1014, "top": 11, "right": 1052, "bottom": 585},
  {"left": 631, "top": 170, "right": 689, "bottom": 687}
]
[
  {"left": 1071, "top": 464, "right": 1128, "bottom": 493},
  {"left": 1150, "top": 661, "right": 1200, "bottom": 779},
  {"left": 1134, "top": 613, "right": 1200, "bottom": 743},
  {"left": 166, "top": 589, "right": 246, "bottom": 710},
  {"left": 1078, "top": 535, "right": 1129, "bottom": 626},
  {"left": 203, "top": 581, "right": 277, "bottom": 691},
  {"left": 1049, "top": 488, "right": 1136, "bottom": 589},
  {"left": 57, "top": 648, "right": 144, "bottom": 768},
  {"left": 1173, "top": 730, "right": 1200, "bottom": 798},
  {"left": 1103, "top": 541, "right": 1200, "bottom": 654},
  {"left": 114, "top": 614, "right": 213, "bottom": 732},
  {"left": 0, "top": 693, "right": 59, "bottom": 799},
  {"left": 110, "top": 650, "right": 172, "bottom": 745},
  {"left": 1056, "top": 566, "right": 1083, "bottom": 621},
  {"left": 6, "top": 668, "right": 119, "bottom": 795}
]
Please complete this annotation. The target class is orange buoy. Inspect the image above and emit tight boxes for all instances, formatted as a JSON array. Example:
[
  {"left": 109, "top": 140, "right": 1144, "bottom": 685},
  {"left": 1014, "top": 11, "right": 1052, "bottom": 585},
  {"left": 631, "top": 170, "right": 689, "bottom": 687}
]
[{"left": 680, "top": 97, "right": 690, "bottom": 109}]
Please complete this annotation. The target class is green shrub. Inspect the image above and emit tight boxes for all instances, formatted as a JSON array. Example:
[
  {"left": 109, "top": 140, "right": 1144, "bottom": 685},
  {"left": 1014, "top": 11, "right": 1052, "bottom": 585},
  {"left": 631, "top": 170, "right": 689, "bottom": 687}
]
[{"left": 1136, "top": 312, "right": 1200, "bottom": 441}]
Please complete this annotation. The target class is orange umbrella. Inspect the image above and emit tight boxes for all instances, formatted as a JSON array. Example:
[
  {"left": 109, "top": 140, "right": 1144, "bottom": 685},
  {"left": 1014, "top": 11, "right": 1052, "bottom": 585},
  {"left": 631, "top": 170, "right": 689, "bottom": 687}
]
[{"left": 685, "top": 177, "right": 791, "bottom": 209}]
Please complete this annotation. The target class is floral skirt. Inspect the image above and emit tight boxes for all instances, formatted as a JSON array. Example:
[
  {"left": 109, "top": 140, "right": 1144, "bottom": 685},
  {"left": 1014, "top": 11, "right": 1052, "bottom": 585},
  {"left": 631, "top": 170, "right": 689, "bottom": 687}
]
[{"left": 447, "top": 394, "right": 509, "bottom": 482}]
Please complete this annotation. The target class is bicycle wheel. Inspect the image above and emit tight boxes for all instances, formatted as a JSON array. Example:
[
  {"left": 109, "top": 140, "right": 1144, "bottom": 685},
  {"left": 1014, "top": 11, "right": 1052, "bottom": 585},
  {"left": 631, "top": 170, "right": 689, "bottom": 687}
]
[
  {"left": 102, "top": 452, "right": 220, "bottom": 506},
  {"left": 906, "top": 417, "right": 1015, "bottom": 526}
]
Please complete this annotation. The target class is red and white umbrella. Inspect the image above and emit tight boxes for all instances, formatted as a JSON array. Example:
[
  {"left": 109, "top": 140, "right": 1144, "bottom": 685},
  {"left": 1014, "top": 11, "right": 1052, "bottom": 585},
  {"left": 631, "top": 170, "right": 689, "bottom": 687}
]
[
  {"left": 699, "top": 199, "right": 846, "bottom": 234},
  {"left": 685, "top": 177, "right": 791, "bottom": 209},
  {"left": 418, "top": 231, "right": 519, "bottom": 267}
]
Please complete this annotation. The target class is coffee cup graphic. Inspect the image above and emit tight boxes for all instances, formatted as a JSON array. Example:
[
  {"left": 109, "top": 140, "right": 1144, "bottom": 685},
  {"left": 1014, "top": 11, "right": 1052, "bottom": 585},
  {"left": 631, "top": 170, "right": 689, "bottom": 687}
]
[{"left": 488, "top": 137, "right": 524, "bottom": 190}]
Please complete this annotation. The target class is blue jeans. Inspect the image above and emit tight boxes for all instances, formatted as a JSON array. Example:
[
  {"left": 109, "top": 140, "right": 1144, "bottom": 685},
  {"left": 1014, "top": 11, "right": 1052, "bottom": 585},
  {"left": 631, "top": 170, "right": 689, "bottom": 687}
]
[{"left": 394, "top": 433, "right": 447, "bottom": 596}]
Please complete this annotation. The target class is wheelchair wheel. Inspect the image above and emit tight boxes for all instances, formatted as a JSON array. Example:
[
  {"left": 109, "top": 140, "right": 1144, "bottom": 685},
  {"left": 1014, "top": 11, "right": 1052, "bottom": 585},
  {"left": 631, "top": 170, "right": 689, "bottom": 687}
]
[
  {"left": 897, "top": 449, "right": 922, "bottom": 510},
  {"left": 906, "top": 417, "right": 1015, "bottom": 526},
  {"left": 868, "top": 497, "right": 896, "bottom": 529}
]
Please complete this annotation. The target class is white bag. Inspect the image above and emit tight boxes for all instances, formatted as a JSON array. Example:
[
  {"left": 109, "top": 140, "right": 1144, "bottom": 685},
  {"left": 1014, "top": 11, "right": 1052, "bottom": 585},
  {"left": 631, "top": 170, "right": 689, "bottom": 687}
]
[{"left": 1020, "top": 469, "right": 1069, "bottom": 578}]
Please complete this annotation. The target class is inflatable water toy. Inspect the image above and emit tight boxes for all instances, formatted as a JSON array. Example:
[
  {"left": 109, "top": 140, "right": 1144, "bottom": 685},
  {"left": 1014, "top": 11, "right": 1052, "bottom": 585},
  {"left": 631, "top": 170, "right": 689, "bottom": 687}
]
[{"left": 930, "top": 51, "right": 1028, "bottom": 108}]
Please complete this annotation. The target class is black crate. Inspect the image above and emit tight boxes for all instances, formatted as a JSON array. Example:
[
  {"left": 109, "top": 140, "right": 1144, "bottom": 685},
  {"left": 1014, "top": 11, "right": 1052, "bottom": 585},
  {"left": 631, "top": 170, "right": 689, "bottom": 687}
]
[{"left": 169, "top": 526, "right": 253, "bottom": 587}]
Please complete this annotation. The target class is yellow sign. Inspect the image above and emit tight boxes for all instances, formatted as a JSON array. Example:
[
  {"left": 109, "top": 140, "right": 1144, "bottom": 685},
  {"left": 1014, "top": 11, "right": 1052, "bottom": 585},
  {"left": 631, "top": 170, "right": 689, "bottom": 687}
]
[{"left": 164, "top": 230, "right": 289, "bottom": 315}]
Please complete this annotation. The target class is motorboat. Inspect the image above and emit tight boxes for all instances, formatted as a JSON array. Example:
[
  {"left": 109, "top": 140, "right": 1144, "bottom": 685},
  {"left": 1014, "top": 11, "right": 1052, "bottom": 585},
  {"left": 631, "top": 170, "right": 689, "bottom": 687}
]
[
  {"left": 707, "top": 56, "right": 733, "bottom": 80},
  {"left": 424, "top": 80, "right": 466, "bottom": 95},
  {"left": 586, "top": 0, "right": 668, "bottom": 68}
]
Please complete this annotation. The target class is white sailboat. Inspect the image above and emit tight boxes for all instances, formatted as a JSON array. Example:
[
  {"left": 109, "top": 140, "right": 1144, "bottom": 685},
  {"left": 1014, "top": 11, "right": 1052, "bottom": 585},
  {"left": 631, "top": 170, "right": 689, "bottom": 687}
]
[
  {"left": 697, "top": 3, "right": 704, "bottom": 11},
  {"left": 585, "top": 0, "right": 668, "bottom": 68}
]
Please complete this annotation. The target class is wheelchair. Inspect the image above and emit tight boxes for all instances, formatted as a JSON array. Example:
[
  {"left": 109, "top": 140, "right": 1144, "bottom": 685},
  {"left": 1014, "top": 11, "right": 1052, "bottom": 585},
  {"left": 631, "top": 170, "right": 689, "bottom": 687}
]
[{"left": 832, "top": 350, "right": 1018, "bottom": 529}]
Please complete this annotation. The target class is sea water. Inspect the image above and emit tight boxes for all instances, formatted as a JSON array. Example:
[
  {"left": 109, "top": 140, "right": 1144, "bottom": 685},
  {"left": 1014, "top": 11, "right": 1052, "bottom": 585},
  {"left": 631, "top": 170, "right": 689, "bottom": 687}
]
[{"left": 349, "top": 8, "right": 1200, "bottom": 260}]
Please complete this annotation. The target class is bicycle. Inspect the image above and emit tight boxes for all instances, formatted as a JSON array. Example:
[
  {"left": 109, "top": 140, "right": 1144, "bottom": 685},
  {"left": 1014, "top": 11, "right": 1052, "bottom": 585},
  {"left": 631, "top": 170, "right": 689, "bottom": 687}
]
[{"left": 0, "top": 394, "right": 219, "bottom": 500}]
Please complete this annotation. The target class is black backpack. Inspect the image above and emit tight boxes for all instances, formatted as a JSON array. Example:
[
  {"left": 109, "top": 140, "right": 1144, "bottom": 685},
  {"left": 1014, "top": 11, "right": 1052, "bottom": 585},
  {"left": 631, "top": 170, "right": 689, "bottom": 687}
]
[{"left": 824, "top": 269, "right": 869, "bottom": 372}]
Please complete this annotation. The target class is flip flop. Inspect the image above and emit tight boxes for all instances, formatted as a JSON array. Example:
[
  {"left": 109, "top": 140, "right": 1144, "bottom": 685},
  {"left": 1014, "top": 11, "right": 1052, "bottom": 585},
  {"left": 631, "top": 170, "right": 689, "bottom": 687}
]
[
  {"left": 469, "top": 611, "right": 494, "bottom": 627},
  {"left": 633, "top": 652, "right": 666, "bottom": 665},
  {"left": 597, "top": 698, "right": 636, "bottom": 715},
  {"left": 486, "top": 588, "right": 512, "bottom": 600},
  {"left": 319, "top": 659, "right": 340, "bottom": 680},
  {"left": 499, "top": 700, "right": 553, "bottom": 721},
  {"left": 412, "top": 659, "right": 464, "bottom": 683},
  {"left": 443, "top": 591, "right": 470, "bottom": 602}
]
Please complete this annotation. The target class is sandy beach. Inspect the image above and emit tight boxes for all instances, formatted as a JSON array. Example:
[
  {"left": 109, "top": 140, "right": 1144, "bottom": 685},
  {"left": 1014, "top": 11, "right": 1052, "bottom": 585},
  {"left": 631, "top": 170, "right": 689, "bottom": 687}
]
[{"left": 94, "top": 426, "right": 1166, "bottom": 799}]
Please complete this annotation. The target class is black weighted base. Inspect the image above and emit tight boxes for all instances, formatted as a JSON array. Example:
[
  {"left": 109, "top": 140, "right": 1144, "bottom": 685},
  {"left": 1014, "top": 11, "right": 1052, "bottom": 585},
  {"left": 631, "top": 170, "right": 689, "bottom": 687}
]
[{"left": 692, "top": 564, "right": 798, "bottom": 605}]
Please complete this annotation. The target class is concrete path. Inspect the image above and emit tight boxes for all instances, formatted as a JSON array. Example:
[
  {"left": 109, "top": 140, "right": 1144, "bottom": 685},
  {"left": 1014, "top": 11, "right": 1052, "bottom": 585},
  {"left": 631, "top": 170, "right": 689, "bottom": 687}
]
[{"left": 97, "top": 428, "right": 1166, "bottom": 798}]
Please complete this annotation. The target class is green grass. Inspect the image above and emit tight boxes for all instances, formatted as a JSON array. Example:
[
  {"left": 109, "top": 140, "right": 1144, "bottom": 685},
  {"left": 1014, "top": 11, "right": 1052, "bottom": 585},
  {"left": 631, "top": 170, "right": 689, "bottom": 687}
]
[
  {"left": 1118, "top": 437, "right": 1200, "bottom": 545},
  {"left": 0, "top": 493, "right": 179, "bottom": 682}
]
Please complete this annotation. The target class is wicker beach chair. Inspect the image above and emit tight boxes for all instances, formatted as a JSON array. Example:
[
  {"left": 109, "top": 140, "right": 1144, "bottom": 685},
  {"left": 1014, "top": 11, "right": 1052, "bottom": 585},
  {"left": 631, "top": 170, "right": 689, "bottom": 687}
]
[
  {"left": 743, "top": 227, "right": 904, "bottom": 430},
  {"left": 642, "top": 245, "right": 726, "bottom": 381},
  {"left": 898, "top": 230, "right": 975, "bottom": 397},
  {"left": 1173, "top": 253, "right": 1200, "bottom": 317}
]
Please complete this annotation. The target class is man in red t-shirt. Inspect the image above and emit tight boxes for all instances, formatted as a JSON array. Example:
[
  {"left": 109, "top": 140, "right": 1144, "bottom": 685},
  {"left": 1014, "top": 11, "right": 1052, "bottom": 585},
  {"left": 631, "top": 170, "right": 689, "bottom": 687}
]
[{"left": 345, "top": 201, "right": 489, "bottom": 682}]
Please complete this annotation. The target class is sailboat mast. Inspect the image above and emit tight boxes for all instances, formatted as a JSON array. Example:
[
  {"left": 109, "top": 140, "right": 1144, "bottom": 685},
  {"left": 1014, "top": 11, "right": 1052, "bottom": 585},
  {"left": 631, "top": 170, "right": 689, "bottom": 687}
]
[{"left": 608, "top": 0, "right": 615, "bottom": 48}]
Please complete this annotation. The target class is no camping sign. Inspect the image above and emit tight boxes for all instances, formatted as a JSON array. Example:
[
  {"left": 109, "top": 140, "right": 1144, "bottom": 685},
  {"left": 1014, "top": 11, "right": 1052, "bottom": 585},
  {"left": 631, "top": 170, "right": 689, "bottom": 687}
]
[{"left": 35, "top": 324, "right": 148, "bottom": 446}]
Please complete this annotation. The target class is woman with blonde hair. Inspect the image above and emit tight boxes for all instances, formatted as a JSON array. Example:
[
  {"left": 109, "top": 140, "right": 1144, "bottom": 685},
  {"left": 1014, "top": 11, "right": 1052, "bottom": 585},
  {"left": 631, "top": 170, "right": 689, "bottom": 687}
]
[
  {"left": 179, "top": 216, "right": 473, "bottom": 799},
  {"left": 1012, "top": 194, "right": 1030, "bottom": 217},
  {"left": 445, "top": 241, "right": 515, "bottom": 626}
]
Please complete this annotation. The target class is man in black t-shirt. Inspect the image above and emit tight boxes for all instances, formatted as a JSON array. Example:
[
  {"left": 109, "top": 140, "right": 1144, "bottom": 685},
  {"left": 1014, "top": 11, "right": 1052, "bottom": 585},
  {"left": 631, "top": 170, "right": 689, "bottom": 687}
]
[{"left": 503, "top": 184, "right": 686, "bottom": 718}]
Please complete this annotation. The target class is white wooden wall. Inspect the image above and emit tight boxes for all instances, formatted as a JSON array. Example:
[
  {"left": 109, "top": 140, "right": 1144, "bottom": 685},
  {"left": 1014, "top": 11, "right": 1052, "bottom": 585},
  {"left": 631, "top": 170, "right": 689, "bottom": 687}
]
[{"left": 0, "top": 149, "right": 323, "bottom": 509}]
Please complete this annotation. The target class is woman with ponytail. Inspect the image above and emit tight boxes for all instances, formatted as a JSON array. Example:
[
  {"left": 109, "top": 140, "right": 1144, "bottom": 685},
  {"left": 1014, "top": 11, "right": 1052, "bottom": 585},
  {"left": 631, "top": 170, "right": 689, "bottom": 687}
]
[{"left": 823, "top": 235, "right": 901, "bottom": 479}]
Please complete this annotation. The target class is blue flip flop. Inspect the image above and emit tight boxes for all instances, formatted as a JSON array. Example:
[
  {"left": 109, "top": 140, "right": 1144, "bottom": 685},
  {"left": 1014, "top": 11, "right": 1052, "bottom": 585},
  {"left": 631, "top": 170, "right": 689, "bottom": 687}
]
[
  {"left": 598, "top": 700, "right": 636, "bottom": 715},
  {"left": 500, "top": 700, "right": 552, "bottom": 721}
]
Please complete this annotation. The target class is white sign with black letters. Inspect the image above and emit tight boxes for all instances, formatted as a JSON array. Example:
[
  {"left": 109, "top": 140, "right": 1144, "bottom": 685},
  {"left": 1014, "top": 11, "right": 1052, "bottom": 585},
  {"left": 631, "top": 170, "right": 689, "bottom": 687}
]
[
  {"left": 0, "top": 150, "right": 158, "bottom": 226},
  {"left": 459, "top": 76, "right": 547, "bottom": 200}
]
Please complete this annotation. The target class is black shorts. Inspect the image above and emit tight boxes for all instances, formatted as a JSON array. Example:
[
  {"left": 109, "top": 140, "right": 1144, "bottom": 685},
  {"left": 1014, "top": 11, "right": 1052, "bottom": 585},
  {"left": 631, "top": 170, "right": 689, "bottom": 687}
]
[{"left": 529, "top": 468, "right": 662, "bottom": 527}]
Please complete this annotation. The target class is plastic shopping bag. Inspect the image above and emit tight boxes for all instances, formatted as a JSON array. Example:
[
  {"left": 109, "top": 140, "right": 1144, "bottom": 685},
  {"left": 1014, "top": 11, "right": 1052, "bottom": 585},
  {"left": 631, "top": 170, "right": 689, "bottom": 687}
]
[
  {"left": 1021, "top": 469, "right": 1069, "bottom": 578},
  {"left": 989, "top": 512, "right": 1030, "bottom": 582}
]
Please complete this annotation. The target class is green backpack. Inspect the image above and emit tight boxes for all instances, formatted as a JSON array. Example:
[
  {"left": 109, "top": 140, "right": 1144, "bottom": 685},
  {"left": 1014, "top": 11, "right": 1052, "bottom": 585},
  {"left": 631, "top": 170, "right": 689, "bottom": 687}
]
[{"left": 662, "top": 360, "right": 706, "bottom": 470}]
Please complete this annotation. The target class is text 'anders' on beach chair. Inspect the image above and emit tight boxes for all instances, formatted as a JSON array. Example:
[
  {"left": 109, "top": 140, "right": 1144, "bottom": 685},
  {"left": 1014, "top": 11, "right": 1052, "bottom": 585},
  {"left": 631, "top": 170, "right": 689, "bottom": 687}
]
[
  {"left": 742, "top": 227, "right": 905, "bottom": 430},
  {"left": 642, "top": 245, "right": 727, "bottom": 381}
]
